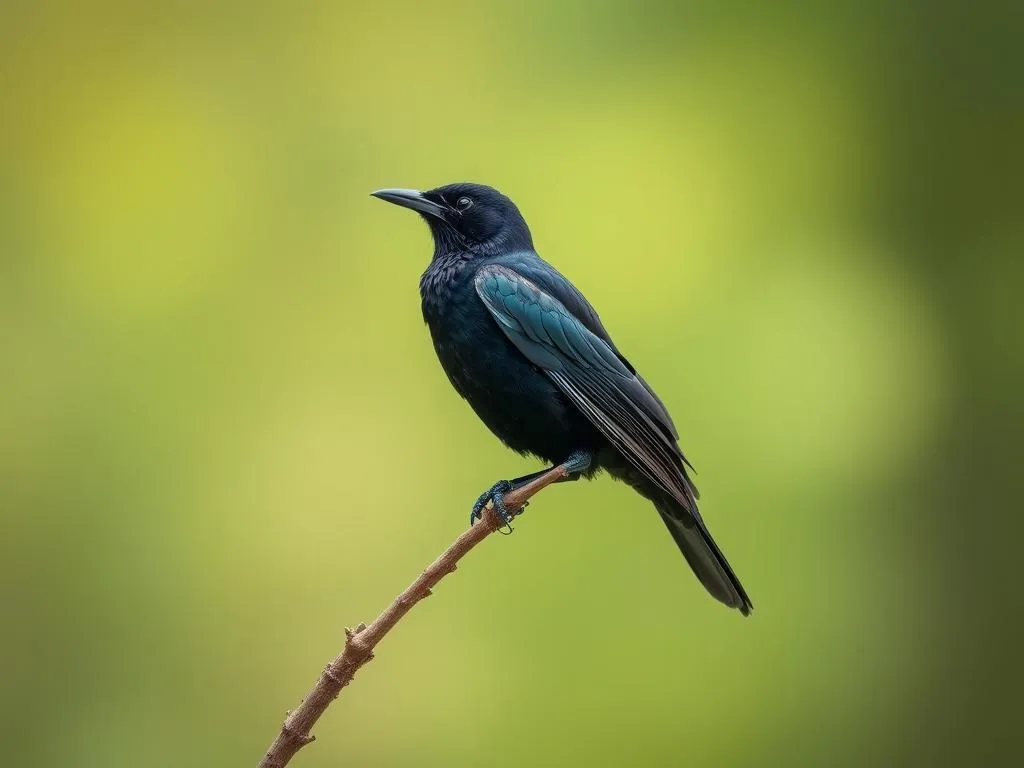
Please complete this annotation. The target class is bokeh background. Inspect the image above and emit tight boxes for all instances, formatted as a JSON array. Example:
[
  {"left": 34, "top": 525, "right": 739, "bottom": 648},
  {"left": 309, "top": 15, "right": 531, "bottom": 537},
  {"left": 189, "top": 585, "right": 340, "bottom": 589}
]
[{"left": 2, "top": 1, "right": 1020, "bottom": 766}]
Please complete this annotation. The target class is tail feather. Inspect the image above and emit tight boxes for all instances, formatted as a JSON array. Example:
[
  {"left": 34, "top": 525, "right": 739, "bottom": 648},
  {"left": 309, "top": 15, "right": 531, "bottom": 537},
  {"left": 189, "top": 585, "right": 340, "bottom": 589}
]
[{"left": 654, "top": 496, "right": 753, "bottom": 616}]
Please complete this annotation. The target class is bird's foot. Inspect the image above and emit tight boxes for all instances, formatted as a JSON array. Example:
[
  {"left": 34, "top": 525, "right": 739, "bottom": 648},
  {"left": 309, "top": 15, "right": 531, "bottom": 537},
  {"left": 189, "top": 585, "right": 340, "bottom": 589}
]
[{"left": 470, "top": 479, "right": 517, "bottom": 530}]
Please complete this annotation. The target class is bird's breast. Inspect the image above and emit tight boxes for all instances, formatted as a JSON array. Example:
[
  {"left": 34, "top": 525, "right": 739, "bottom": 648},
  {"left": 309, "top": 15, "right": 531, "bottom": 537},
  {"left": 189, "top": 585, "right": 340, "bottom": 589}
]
[{"left": 425, "top": 277, "right": 499, "bottom": 388}]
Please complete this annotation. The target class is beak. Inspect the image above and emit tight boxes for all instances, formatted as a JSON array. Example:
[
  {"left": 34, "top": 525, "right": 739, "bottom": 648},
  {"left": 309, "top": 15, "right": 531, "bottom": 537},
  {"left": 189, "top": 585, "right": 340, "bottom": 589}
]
[{"left": 371, "top": 188, "right": 447, "bottom": 220}]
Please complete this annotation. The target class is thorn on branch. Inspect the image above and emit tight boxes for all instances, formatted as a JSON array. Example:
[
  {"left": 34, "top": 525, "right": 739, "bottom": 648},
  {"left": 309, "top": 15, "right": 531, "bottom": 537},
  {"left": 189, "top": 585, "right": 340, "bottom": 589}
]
[
  {"left": 344, "top": 629, "right": 374, "bottom": 663},
  {"left": 281, "top": 722, "right": 315, "bottom": 746},
  {"left": 344, "top": 622, "right": 368, "bottom": 640}
]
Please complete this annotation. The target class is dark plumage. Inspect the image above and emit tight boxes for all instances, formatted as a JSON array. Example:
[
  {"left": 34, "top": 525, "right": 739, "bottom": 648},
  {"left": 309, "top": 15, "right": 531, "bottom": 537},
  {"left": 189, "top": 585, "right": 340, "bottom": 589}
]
[{"left": 372, "top": 183, "right": 752, "bottom": 615}]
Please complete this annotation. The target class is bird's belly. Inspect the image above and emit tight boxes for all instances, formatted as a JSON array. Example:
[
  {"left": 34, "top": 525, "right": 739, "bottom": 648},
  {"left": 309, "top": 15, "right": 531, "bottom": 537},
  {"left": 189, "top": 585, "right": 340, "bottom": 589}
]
[{"left": 432, "top": 314, "right": 601, "bottom": 463}]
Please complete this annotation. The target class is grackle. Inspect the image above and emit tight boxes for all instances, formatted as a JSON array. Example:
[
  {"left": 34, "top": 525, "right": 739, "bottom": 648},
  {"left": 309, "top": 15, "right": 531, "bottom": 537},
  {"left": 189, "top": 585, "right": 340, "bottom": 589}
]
[{"left": 372, "top": 183, "right": 752, "bottom": 615}]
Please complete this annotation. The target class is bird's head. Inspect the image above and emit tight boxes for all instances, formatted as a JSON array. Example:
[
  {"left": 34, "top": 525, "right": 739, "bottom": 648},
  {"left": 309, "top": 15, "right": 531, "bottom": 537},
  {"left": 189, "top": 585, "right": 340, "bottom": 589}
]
[{"left": 372, "top": 182, "right": 534, "bottom": 257}]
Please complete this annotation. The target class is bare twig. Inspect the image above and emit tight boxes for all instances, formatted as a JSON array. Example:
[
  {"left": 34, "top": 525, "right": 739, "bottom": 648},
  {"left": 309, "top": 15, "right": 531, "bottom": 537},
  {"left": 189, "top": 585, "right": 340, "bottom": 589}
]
[{"left": 258, "top": 463, "right": 571, "bottom": 768}]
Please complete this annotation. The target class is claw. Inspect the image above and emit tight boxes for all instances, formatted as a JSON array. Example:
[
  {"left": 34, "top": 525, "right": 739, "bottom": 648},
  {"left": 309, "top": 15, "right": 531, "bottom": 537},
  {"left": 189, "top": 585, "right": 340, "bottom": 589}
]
[{"left": 470, "top": 480, "right": 514, "bottom": 526}]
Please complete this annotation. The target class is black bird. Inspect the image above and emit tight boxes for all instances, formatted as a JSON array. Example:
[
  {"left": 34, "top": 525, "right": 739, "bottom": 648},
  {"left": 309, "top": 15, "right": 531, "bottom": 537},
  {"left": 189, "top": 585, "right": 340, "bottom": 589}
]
[{"left": 372, "top": 183, "right": 752, "bottom": 615}]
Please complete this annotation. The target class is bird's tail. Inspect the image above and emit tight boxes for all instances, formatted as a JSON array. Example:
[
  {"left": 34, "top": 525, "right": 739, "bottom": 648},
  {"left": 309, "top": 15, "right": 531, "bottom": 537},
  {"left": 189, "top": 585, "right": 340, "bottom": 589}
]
[{"left": 653, "top": 494, "right": 753, "bottom": 615}]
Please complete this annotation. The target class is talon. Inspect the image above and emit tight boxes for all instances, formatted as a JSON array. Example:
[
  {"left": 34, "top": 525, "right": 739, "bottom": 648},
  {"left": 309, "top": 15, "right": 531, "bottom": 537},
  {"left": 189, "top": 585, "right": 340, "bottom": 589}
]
[{"left": 469, "top": 480, "right": 514, "bottom": 526}]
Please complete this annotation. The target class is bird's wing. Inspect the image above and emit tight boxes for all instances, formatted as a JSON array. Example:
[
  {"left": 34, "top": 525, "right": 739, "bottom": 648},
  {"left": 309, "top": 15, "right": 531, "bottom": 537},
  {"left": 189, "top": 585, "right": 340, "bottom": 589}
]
[
  {"left": 496, "top": 252, "right": 683, "bottom": 444},
  {"left": 497, "top": 253, "right": 618, "bottom": 350},
  {"left": 474, "top": 263, "right": 698, "bottom": 511}
]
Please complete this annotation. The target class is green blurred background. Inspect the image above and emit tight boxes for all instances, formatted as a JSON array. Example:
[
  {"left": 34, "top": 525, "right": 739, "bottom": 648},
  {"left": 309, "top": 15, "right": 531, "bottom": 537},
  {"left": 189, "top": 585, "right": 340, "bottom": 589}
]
[{"left": 1, "top": 1, "right": 1020, "bottom": 766}]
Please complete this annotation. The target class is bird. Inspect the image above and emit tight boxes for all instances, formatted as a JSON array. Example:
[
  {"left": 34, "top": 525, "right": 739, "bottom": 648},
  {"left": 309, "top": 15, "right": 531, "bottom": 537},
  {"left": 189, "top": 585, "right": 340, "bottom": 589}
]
[{"left": 372, "top": 183, "right": 752, "bottom": 615}]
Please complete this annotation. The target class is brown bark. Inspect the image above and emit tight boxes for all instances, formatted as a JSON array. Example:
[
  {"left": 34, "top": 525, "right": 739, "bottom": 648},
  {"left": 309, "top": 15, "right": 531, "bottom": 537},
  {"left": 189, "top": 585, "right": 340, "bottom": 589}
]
[{"left": 258, "top": 463, "right": 570, "bottom": 768}]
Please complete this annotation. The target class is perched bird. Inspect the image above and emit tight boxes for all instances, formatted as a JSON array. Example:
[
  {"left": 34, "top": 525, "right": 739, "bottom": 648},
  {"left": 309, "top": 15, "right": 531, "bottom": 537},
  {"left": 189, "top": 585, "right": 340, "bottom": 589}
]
[{"left": 372, "top": 183, "right": 752, "bottom": 615}]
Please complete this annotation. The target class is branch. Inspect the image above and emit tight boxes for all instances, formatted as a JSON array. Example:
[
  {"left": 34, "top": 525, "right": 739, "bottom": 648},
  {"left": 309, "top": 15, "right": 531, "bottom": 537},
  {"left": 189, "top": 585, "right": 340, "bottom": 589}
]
[{"left": 258, "top": 463, "right": 571, "bottom": 768}]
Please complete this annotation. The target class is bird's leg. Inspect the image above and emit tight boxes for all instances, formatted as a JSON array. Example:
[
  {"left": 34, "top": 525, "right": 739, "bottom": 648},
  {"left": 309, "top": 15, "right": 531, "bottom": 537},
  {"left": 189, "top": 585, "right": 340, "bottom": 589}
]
[
  {"left": 506, "top": 467, "right": 566, "bottom": 490},
  {"left": 507, "top": 450, "right": 593, "bottom": 490},
  {"left": 469, "top": 450, "right": 593, "bottom": 526},
  {"left": 561, "top": 449, "right": 593, "bottom": 475}
]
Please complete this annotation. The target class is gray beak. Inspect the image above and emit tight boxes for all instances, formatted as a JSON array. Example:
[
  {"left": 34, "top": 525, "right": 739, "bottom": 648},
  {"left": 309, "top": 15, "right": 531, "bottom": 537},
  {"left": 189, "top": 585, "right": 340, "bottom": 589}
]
[{"left": 371, "top": 188, "right": 448, "bottom": 220}]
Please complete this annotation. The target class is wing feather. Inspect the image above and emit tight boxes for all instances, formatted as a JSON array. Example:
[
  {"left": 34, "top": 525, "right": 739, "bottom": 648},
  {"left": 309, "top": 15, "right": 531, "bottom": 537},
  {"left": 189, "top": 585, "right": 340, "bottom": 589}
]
[{"left": 474, "top": 263, "right": 698, "bottom": 511}]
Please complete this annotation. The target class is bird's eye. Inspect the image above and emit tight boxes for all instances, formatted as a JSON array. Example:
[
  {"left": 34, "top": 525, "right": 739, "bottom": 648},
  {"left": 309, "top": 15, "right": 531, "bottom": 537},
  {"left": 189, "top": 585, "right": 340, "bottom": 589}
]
[{"left": 456, "top": 196, "right": 473, "bottom": 210}]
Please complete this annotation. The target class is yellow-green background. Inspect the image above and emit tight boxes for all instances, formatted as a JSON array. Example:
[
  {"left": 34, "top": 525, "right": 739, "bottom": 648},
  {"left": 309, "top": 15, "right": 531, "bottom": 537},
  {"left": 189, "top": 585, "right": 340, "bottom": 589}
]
[{"left": 2, "top": 2, "right": 1020, "bottom": 766}]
